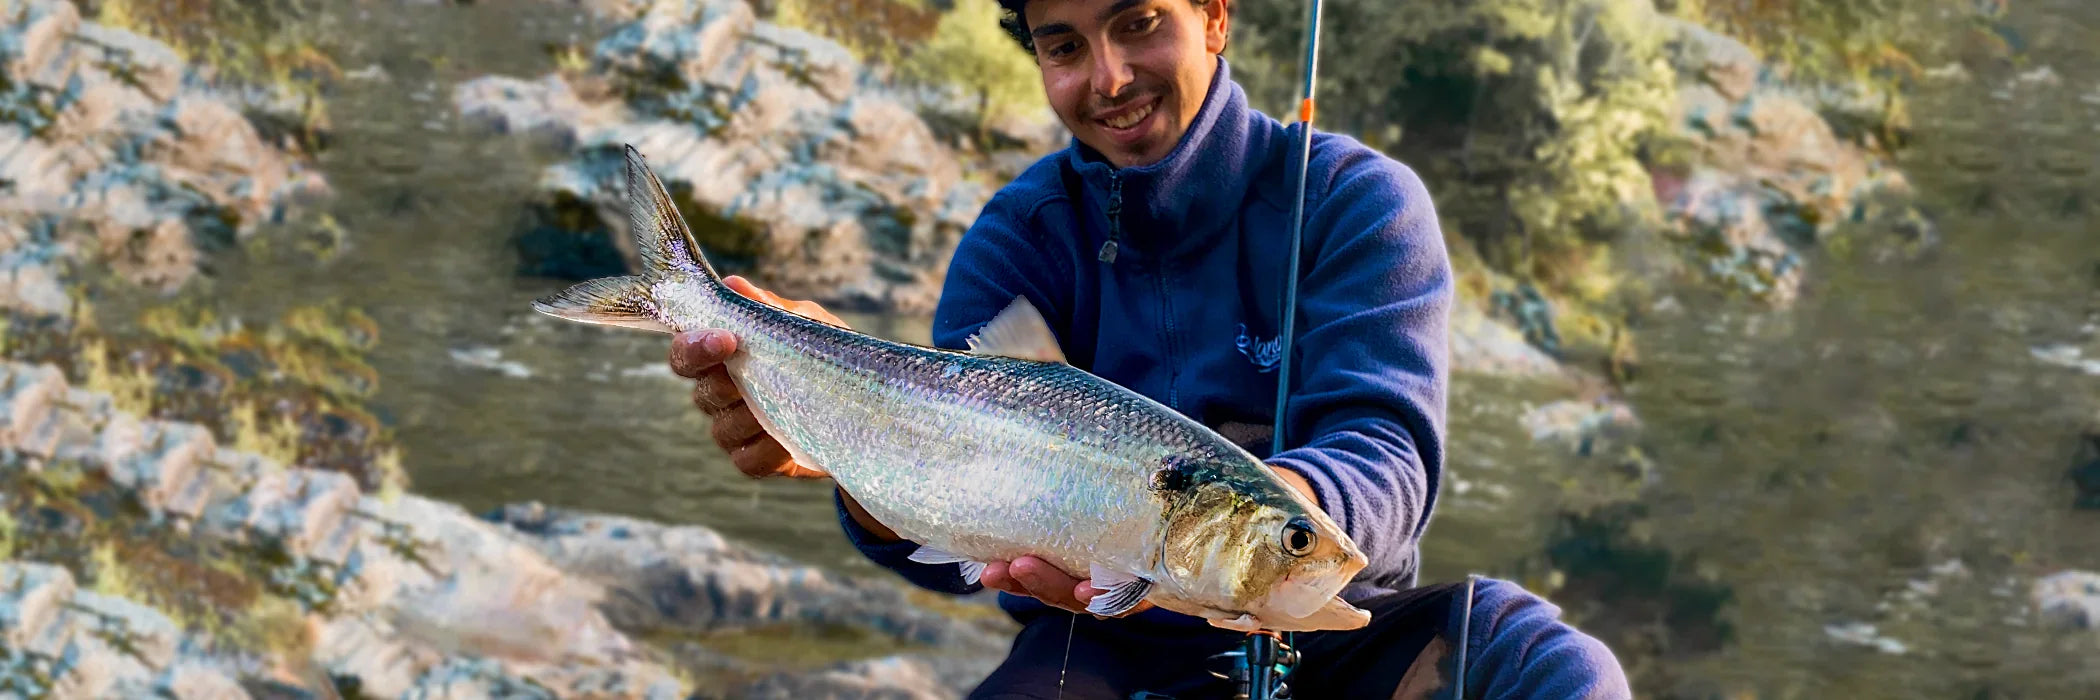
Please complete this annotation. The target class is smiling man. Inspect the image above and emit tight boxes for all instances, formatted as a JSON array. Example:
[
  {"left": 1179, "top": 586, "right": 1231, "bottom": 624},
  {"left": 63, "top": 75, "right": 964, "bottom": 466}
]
[{"left": 667, "top": 0, "right": 1630, "bottom": 697}]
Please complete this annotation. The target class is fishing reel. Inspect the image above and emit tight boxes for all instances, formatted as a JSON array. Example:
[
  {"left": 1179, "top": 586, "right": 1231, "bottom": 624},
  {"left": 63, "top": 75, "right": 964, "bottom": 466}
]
[{"left": 1207, "top": 631, "right": 1299, "bottom": 700}]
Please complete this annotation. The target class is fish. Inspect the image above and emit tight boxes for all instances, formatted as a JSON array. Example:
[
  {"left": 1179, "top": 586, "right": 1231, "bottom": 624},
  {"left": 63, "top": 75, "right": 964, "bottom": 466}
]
[{"left": 530, "top": 145, "right": 1371, "bottom": 632}]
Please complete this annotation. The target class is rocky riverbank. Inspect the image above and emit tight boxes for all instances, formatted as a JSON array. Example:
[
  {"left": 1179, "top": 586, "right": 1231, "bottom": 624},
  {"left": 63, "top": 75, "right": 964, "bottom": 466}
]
[
  {"left": 0, "top": 359, "right": 1012, "bottom": 697},
  {"left": 453, "top": 0, "right": 1056, "bottom": 314},
  {"left": 0, "top": 0, "right": 332, "bottom": 317}
]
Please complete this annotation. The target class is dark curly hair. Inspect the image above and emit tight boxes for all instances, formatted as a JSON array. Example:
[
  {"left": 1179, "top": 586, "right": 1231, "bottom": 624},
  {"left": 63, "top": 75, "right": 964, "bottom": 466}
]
[{"left": 995, "top": 0, "right": 1218, "bottom": 54}]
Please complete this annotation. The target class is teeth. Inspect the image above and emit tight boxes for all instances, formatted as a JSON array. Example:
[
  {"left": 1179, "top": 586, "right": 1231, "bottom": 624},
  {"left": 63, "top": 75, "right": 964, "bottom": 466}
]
[{"left": 1103, "top": 103, "right": 1153, "bottom": 130}]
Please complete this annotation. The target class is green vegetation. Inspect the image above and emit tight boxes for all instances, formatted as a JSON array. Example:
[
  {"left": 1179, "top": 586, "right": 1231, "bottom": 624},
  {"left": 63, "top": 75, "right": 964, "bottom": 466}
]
[{"left": 898, "top": 0, "right": 1050, "bottom": 137}]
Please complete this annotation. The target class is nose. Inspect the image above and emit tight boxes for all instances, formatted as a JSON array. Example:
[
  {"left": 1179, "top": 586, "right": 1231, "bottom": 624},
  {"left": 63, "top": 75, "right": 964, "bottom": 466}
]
[{"left": 1088, "top": 41, "right": 1134, "bottom": 101}]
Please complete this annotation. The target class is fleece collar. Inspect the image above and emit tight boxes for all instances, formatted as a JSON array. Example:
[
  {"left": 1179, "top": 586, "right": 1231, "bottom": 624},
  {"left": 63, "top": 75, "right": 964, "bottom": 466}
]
[{"left": 1063, "top": 57, "right": 1279, "bottom": 262}]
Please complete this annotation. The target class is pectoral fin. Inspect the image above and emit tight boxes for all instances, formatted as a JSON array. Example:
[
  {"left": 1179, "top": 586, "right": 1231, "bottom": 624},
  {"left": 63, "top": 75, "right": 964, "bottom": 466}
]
[
  {"left": 908, "top": 546, "right": 987, "bottom": 585},
  {"left": 1085, "top": 564, "right": 1152, "bottom": 617}
]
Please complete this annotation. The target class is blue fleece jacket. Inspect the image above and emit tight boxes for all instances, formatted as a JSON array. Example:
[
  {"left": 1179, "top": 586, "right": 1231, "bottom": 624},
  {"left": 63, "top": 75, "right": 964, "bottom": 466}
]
[
  {"left": 831, "top": 57, "right": 1628, "bottom": 697},
  {"left": 834, "top": 57, "right": 1449, "bottom": 619}
]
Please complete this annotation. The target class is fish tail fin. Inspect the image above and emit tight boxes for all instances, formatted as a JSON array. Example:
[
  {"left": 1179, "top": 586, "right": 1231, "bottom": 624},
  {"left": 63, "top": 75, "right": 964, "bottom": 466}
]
[
  {"left": 531, "top": 276, "right": 673, "bottom": 333},
  {"left": 620, "top": 143, "right": 725, "bottom": 288},
  {"left": 532, "top": 144, "right": 725, "bottom": 333}
]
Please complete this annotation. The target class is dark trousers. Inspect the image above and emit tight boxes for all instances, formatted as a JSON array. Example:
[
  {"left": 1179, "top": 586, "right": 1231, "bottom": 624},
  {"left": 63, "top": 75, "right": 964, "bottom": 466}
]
[{"left": 968, "top": 582, "right": 1463, "bottom": 700}]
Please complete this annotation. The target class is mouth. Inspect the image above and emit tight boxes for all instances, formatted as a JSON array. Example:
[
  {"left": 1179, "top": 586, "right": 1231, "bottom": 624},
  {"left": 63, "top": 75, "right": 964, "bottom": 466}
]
[
  {"left": 1093, "top": 95, "right": 1161, "bottom": 145},
  {"left": 1268, "top": 575, "right": 1346, "bottom": 619}
]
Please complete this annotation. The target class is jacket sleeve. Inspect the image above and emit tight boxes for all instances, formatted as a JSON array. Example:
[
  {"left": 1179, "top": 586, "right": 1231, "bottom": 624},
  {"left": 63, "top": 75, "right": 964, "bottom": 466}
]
[
  {"left": 1451, "top": 579, "right": 1633, "bottom": 700},
  {"left": 1262, "top": 149, "right": 1453, "bottom": 591},
  {"left": 830, "top": 186, "right": 1076, "bottom": 595}
]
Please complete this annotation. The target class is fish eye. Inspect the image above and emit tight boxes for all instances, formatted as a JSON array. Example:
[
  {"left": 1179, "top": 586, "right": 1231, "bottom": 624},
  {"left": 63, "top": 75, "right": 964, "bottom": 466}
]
[{"left": 1281, "top": 516, "right": 1316, "bottom": 557}]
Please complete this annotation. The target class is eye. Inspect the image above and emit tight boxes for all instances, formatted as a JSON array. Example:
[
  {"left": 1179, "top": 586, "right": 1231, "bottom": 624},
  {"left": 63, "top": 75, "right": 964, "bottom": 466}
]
[
  {"left": 1126, "top": 14, "right": 1160, "bottom": 33},
  {"left": 1281, "top": 516, "right": 1316, "bottom": 557}
]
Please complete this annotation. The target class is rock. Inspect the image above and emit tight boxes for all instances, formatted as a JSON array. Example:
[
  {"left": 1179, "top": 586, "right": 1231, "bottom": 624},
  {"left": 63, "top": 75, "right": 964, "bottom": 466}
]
[
  {"left": 156, "top": 660, "right": 254, "bottom": 700},
  {"left": 2032, "top": 570, "right": 2100, "bottom": 630},
  {"left": 0, "top": 247, "right": 70, "bottom": 317},
  {"left": 0, "top": 0, "right": 327, "bottom": 309},
  {"left": 0, "top": 362, "right": 67, "bottom": 460},
  {"left": 1657, "top": 16, "right": 1933, "bottom": 307},
  {"left": 486, "top": 502, "right": 1011, "bottom": 651},
  {"left": 0, "top": 358, "right": 1015, "bottom": 697},
  {"left": 1521, "top": 398, "right": 1641, "bottom": 455},
  {"left": 452, "top": 74, "right": 603, "bottom": 150},
  {"left": 458, "top": 0, "right": 988, "bottom": 313},
  {"left": 107, "top": 421, "right": 219, "bottom": 520},
  {"left": 1669, "top": 21, "right": 1760, "bottom": 101},
  {"left": 0, "top": 361, "right": 696, "bottom": 697},
  {"left": 67, "top": 590, "right": 183, "bottom": 671},
  {"left": 1449, "top": 299, "right": 1570, "bottom": 380},
  {"left": 215, "top": 468, "right": 363, "bottom": 564},
  {"left": 0, "top": 561, "right": 77, "bottom": 659},
  {"left": 2071, "top": 434, "right": 2100, "bottom": 510}
]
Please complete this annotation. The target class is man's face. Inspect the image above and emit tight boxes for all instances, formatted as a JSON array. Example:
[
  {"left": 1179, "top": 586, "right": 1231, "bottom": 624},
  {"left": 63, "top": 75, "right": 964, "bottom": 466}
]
[{"left": 1024, "top": 0, "right": 1229, "bottom": 169}]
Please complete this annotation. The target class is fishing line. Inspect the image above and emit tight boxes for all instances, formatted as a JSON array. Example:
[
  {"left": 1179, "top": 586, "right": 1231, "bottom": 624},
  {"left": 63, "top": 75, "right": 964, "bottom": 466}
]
[{"left": 1057, "top": 610, "right": 1076, "bottom": 699}]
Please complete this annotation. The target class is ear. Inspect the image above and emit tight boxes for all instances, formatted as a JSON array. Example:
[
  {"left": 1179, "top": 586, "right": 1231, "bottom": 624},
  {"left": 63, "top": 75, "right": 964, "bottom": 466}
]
[{"left": 1204, "top": 0, "right": 1231, "bottom": 54}]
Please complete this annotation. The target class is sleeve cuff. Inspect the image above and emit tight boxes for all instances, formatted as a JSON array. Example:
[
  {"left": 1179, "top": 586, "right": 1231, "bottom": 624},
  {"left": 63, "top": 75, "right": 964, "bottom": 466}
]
[{"left": 1268, "top": 454, "right": 1348, "bottom": 531}]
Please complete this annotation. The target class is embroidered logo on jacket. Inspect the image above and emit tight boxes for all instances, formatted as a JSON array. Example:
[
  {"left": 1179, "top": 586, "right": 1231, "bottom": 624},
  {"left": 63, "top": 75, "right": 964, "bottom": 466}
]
[{"left": 1235, "top": 324, "right": 1282, "bottom": 373}]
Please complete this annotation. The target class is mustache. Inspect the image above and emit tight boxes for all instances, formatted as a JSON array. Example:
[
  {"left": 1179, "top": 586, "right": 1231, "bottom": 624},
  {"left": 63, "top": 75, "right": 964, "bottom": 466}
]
[{"left": 1086, "top": 87, "right": 1163, "bottom": 118}]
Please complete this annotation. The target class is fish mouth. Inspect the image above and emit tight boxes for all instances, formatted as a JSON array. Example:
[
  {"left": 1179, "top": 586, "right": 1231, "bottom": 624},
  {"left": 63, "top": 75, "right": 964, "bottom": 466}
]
[{"left": 1267, "top": 577, "right": 1344, "bottom": 620}]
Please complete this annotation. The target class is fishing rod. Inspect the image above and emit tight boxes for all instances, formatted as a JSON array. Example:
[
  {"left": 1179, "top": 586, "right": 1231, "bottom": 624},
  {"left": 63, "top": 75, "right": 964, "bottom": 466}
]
[{"left": 1211, "top": 0, "right": 1326, "bottom": 697}]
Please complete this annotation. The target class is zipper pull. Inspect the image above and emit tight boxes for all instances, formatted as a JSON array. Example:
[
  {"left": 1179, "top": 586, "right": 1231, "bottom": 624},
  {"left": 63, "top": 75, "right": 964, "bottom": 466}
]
[{"left": 1099, "top": 172, "right": 1123, "bottom": 264}]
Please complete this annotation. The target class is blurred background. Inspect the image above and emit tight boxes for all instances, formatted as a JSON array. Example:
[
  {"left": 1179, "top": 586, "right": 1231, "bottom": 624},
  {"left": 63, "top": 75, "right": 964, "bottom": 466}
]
[{"left": 0, "top": 0, "right": 2093, "bottom": 697}]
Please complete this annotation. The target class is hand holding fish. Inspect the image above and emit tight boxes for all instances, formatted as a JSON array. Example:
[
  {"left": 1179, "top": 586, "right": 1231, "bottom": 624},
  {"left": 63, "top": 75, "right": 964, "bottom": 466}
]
[
  {"left": 548, "top": 146, "right": 1374, "bottom": 633},
  {"left": 671, "top": 275, "right": 839, "bottom": 481}
]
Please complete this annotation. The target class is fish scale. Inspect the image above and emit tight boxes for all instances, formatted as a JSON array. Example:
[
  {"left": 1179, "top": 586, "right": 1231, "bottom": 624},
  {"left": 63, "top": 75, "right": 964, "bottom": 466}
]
[
  {"left": 531, "top": 145, "right": 1372, "bottom": 632},
  {"left": 641, "top": 272, "right": 1181, "bottom": 572}
]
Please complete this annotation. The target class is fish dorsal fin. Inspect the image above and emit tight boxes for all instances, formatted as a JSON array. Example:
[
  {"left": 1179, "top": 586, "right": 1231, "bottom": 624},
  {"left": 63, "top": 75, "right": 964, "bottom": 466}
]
[
  {"left": 965, "top": 297, "right": 1067, "bottom": 364},
  {"left": 623, "top": 144, "right": 718, "bottom": 279}
]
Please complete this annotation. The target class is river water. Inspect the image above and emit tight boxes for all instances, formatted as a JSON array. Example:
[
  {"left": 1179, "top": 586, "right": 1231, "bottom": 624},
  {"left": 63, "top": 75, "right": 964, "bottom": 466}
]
[{"left": 94, "top": 0, "right": 2099, "bottom": 696}]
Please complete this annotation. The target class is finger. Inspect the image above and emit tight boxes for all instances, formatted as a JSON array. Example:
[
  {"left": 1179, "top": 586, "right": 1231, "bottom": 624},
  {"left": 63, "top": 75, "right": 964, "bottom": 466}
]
[
  {"left": 670, "top": 330, "right": 737, "bottom": 378},
  {"left": 724, "top": 276, "right": 777, "bottom": 306},
  {"left": 707, "top": 405, "right": 765, "bottom": 449},
  {"left": 724, "top": 275, "right": 846, "bottom": 327},
  {"left": 980, "top": 561, "right": 1020, "bottom": 594},
  {"left": 1011, "top": 557, "right": 1085, "bottom": 611},
  {"left": 726, "top": 438, "right": 826, "bottom": 480},
  {"left": 727, "top": 438, "right": 793, "bottom": 479},
  {"left": 691, "top": 370, "right": 745, "bottom": 414}
]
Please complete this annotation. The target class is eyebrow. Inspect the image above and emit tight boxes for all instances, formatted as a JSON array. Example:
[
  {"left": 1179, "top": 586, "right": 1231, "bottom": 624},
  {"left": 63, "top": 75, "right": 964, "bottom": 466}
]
[{"left": 1030, "top": 0, "right": 1148, "bottom": 40}]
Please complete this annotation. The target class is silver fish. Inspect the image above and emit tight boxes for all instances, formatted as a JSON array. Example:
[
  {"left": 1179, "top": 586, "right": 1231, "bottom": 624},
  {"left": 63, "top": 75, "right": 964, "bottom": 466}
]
[{"left": 532, "top": 145, "right": 1370, "bottom": 632}]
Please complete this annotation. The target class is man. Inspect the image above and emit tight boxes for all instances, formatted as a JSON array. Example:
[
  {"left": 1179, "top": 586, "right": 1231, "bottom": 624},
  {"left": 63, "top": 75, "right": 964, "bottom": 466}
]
[{"left": 668, "top": 0, "right": 1631, "bottom": 697}]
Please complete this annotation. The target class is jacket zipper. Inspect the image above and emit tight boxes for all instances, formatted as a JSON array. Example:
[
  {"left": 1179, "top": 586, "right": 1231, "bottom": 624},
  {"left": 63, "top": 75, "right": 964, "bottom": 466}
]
[{"left": 1097, "top": 172, "right": 1123, "bottom": 264}]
